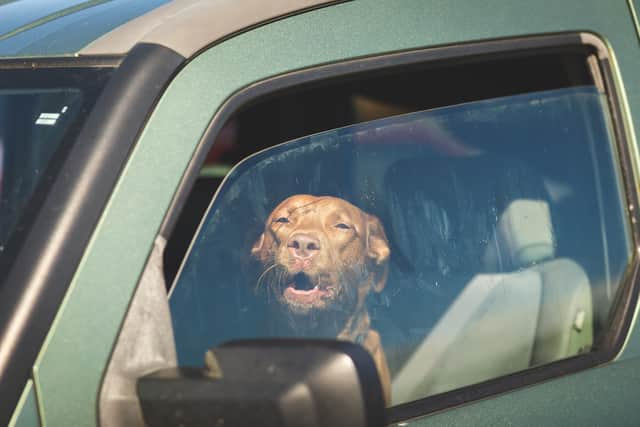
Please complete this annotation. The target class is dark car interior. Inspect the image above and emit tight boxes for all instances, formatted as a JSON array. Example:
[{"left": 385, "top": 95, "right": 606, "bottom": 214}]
[{"left": 163, "top": 49, "right": 597, "bottom": 279}]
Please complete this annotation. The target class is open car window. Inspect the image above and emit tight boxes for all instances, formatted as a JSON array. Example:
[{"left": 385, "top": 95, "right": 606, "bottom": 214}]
[{"left": 169, "top": 84, "right": 631, "bottom": 405}]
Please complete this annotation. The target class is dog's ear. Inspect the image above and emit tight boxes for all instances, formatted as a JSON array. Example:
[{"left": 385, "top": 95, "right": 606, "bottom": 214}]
[
  {"left": 251, "top": 233, "right": 265, "bottom": 256},
  {"left": 366, "top": 214, "right": 390, "bottom": 292},
  {"left": 251, "top": 231, "right": 274, "bottom": 262},
  {"left": 366, "top": 214, "right": 390, "bottom": 264}
]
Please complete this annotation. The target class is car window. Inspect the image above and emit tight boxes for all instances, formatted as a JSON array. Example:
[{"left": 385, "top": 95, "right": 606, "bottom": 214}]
[
  {"left": 0, "top": 88, "right": 81, "bottom": 245},
  {"left": 169, "top": 83, "right": 630, "bottom": 405},
  {"left": 0, "top": 66, "right": 112, "bottom": 276}
]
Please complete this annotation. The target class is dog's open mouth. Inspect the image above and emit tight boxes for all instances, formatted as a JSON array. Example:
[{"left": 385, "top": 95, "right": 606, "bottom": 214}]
[{"left": 283, "top": 272, "right": 334, "bottom": 307}]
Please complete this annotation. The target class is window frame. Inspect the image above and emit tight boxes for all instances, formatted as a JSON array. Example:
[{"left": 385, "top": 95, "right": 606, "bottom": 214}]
[{"left": 159, "top": 32, "right": 640, "bottom": 422}]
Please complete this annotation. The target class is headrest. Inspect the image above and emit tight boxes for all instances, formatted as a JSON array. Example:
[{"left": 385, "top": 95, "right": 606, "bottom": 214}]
[
  {"left": 483, "top": 199, "right": 555, "bottom": 271},
  {"left": 384, "top": 155, "right": 550, "bottom": 277}
]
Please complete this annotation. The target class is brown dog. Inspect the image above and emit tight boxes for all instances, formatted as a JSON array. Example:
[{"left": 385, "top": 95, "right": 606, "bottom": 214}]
[{"left": 251, "top": 194, "right": 391, "bottom": 404}]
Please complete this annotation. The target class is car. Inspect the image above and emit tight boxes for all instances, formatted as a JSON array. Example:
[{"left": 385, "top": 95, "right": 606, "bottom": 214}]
[{"left": 2, "top": 0, "right": 640, "bottom": 425}]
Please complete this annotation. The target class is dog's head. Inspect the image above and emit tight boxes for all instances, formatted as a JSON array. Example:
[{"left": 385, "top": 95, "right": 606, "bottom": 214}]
[{"left": 252, "top": 194, "right": 390, "bottom": 316}]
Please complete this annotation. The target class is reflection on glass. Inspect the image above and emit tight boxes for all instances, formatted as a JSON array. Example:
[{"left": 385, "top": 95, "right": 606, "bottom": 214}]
[
  {"left": 170, "top": 86, "right": 630, "bottom": 405},
  {"left": 0, "top": 88, "right": 82, "bottom": 247}
]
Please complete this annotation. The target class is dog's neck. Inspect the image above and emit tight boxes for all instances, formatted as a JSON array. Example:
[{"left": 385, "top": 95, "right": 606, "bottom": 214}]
[
  {"left": 337, "top": 304, "right": 370, "bottom": 344},
  {"left": 273, "top": 299, "right": 371, "bottom": 341}
]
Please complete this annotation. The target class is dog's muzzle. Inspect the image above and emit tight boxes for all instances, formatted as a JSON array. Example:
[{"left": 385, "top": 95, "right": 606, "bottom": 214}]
[{"left": 281, "top": 271, "right": 337, "bottom": 312}]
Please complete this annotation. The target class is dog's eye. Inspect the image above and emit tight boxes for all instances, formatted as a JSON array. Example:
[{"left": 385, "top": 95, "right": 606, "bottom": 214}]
[
  {"left": 335, "top": 223, "right": 351, "bottom": 229},
  {"left": 273, "top": 217, "right": 290, "bottom": 224}
]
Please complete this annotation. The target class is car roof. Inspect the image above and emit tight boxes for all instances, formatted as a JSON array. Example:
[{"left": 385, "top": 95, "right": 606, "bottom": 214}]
[{"left": 0, "top": 0, "right": 333, "bottom": 59}]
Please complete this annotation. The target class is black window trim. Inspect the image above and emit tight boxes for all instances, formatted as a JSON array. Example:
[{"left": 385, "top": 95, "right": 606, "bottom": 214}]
[{"left": 157, "top": 32, "right": 640, "bottom": 423}]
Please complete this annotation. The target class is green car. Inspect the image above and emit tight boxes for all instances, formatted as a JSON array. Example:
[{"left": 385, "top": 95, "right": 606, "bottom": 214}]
[{"left": 2, "top": 0, "right": 640, "bottom": 425}]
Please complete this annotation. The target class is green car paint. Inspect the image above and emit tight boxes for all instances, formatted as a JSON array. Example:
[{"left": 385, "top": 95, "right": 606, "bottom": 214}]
[
  {"left": 9, "top": 380, "right": 40, "bottom": 427},
  {"left": 410, "top": 356, "right": 640, "bottom": 426},
  {"left": 25, "top": 0, "right": 640, "bottom": 425}
]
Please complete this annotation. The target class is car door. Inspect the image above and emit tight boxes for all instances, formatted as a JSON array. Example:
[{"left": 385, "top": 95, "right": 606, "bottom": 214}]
[{"left": 14, "top": 1, "right": 640, "bottom": 425}]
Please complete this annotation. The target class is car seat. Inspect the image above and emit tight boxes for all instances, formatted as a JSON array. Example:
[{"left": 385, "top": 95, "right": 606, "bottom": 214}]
[{"left": 382, "top": 156, "right": 593, "bottom": 404}]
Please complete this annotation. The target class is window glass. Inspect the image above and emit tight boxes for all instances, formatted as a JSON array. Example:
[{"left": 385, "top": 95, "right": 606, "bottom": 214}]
[
  {"left": 0, "top": 65, "right": 114, "bottom": 275},
  {"left": 0, "top": 65, "right": 112, "bottom": 277},
  {"left": 0, "top": 88, "right": 81, "bottom": 246},
  {"left": 169, "top": 85, "right": 630, "bottom": 405}
]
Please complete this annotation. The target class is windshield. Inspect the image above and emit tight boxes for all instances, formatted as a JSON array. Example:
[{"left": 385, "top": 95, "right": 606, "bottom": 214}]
[
  {"left": 0, "top": 0, "right": 172, "bottom": 57},
  {"left": 0, "top": 88, "right": 81, "bottom": 244},
  {"left": 0, "top": 65, "right": 113, "bottom": 264}
]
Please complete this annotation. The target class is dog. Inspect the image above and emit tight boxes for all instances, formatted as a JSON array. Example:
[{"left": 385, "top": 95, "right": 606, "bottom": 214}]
[{"left": 251, "top": 194, "right": 391, "bottom": 404}]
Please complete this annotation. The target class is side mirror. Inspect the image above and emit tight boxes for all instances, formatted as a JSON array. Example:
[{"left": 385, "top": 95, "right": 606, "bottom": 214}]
[{"left": 137, "top": 339, "right": 386, "bottom": 427}]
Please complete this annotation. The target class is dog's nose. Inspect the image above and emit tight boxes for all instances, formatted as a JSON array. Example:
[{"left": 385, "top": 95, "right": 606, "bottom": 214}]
[{"left": 287, "top": 233, "right": 321, "bottom": 259}]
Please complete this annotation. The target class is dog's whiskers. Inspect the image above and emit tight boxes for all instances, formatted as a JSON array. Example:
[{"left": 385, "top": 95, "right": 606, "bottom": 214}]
[{"left": 255, "top": 263, "right": 278, "bottom": 292}]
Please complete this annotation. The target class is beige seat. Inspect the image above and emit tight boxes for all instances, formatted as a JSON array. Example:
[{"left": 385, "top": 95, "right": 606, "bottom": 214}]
[
  {"left": 528, "top": 258, "right": 592, "bottom": 366},
  {"left": 391, "top": 199, "right": 593, "bottom": 405},
  {"left": 484, "top": 199, "right": 593, "bottom": 365}
]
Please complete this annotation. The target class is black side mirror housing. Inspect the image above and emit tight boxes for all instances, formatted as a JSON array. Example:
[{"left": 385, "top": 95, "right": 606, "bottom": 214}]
[{"left": 137, "top": 339, "right": 386, "bottom": 427}]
